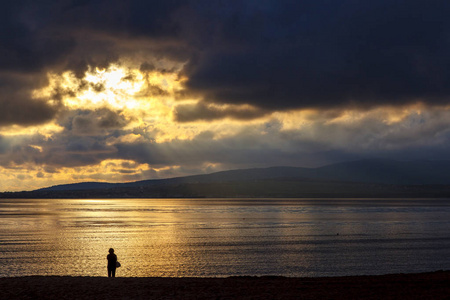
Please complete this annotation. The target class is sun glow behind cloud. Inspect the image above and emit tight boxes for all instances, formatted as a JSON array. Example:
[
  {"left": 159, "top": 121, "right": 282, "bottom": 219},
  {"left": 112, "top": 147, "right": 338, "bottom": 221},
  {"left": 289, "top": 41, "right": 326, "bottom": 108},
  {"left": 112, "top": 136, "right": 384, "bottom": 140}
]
[
  {"left": 0, "top": 63, "right": 272, "bottom": 190},
  {"left": 30, "top": 63, "right": 190, "bottom": 139},
  {"left": 78, "top": 66, "right": 145, "bottom": 110},
  {"left": 35, "top": 64, "right": 173, "bottom": 111}
]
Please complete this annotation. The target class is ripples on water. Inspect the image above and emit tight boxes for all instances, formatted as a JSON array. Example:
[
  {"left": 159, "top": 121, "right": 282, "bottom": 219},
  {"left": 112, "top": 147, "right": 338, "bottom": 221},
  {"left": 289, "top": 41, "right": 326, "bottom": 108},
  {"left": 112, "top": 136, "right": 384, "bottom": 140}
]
[{"left": 0, "top": 198, "right": 449, "bottom": 277}]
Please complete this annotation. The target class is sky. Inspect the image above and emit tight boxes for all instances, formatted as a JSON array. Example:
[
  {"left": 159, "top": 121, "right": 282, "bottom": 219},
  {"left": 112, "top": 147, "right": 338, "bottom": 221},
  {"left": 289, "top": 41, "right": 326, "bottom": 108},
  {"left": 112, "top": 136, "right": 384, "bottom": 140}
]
[{"left": 1, "top": 0, "right": 450, "bottom": 191}]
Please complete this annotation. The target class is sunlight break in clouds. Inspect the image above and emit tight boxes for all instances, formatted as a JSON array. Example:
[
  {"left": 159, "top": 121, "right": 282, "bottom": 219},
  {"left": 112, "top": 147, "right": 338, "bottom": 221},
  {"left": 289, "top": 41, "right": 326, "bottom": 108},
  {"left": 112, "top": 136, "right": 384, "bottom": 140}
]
[
  {"left": 33, "top": 64, "right": 181, "bottom": 133},
  {"left": 0, "top": 63, "right": 273, "bottom": 190}
]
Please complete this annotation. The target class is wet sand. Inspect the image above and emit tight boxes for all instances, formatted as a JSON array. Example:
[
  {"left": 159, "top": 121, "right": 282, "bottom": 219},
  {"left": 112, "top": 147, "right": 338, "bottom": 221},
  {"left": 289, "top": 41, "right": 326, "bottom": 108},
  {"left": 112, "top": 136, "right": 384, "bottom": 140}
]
[{"left": 0, "top": 271, "right": 449, "bottom": 299}]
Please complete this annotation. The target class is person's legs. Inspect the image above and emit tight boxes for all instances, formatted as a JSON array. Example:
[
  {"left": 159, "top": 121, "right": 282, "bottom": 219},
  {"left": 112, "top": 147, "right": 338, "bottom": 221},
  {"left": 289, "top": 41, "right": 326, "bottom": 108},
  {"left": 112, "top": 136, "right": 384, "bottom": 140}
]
[
  {"left": 112, "top": 268, "right": 116, "bottom": 277},
  {"left": 108, "top": 268, "right": 112, "bottom": 277}
]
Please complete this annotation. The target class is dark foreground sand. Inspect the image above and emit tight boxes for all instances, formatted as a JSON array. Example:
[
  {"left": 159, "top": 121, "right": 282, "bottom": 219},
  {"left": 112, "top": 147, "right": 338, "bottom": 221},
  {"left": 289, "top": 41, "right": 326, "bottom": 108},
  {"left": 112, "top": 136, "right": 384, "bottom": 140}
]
[{"left": 0, "top": 271, "right": 449, "bottom": 299}]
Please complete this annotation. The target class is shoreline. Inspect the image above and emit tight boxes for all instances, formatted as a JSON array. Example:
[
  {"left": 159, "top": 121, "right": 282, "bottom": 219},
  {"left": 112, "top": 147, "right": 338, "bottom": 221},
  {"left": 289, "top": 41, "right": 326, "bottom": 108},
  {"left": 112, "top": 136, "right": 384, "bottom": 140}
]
[{"left": 1, "top": 271, "right": 449, "bottom": 299}]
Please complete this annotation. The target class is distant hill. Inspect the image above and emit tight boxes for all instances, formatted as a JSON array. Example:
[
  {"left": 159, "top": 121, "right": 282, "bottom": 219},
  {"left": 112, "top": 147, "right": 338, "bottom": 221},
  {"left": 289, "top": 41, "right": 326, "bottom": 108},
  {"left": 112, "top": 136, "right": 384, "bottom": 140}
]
[
  {"left": 3, "top": 159, "right": 450, "bottom": 198},
  {"left": 312, "top": 159, "right": 450, "bottom": 185},
  {"left": 37, "top": 182, "right": 115, "bottom": 191},
  {"left": 37, "top": 158, "right": 450, "bottom": 190}
]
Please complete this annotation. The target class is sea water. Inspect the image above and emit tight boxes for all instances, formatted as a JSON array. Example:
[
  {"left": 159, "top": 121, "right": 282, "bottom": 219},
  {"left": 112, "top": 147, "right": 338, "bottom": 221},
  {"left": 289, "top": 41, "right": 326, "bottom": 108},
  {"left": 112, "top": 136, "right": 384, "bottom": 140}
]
[{"left": 0, "top": 198, "right": 449, "bottom": 277}]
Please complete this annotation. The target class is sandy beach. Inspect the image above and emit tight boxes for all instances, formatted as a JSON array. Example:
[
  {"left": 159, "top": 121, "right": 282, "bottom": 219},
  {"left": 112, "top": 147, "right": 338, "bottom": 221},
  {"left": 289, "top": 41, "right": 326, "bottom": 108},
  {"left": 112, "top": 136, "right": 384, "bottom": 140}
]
[{"left": 0, "top": 271, "right": 448, "bottom": 299}]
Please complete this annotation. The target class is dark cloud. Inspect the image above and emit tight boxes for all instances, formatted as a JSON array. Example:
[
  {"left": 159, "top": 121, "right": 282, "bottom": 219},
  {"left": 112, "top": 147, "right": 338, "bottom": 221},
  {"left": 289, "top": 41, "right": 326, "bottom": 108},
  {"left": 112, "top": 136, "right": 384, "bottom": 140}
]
[
  {"left": 0, "top": 137, "right": 6, "bottom": 154},
  {"left": 111, "top": 131, "right": 352, "bottom": 169},
  {"left": 174, "top": 101, "right": 268, "bottom": 122},
  {"left": 37, "top": 135, "right": 116, "bottom": 168},
  {"left": 0, "top": 2, "right": 76, "bottom": 73},
  {"left": 180, "top": 1, "right": 450, "bottom": 110},
  {"left": 63, "top": 109, "right": 129, "bottom": 136},
  {"left": 44, "top": 0, "right": 192, "bottom": 74},
  {"left": 65, "top": 137, "right": 112, "bottom": 154},
  {"left": 140, "top": 62, "right": 157, "bottom": 72},
  {"left": 136, "top": 73, "right": 170, "bottom": 97},
  {"left": 0, "top": 93, "right": 58, "bottom": 126},
  {"left": 140, "top": 61, "right": 178, "bottom": 74},
  {"left": 0, "top": 74, "right": 60, "bottom": 126}
]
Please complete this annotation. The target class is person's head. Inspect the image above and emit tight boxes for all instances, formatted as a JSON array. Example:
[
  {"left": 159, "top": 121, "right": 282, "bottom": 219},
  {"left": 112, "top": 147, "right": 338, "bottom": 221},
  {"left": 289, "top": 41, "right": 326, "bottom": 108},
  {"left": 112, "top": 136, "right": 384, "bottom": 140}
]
[{"left": 109, "top": 248, "right": 114, "bottom": 254}]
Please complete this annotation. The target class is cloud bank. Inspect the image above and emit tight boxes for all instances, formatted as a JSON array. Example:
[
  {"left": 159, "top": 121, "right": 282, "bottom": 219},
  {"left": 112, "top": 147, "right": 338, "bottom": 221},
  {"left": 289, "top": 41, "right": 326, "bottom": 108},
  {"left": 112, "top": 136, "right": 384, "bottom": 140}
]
[{"left": 1, "top": 0, "right": 450, "bottom": 190}]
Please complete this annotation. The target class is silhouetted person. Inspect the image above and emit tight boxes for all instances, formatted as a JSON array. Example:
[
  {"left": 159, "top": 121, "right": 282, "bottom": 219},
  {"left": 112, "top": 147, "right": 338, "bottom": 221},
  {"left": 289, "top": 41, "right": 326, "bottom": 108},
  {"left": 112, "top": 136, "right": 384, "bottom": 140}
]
[{"left": 107, "top": 248, "right": 117, "bottom": 277}]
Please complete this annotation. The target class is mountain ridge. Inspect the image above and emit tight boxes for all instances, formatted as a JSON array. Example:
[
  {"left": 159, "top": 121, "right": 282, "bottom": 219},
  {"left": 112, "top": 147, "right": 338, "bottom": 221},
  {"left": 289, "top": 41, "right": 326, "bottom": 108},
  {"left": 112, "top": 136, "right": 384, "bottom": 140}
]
[{"left": 34, "top": 158, "right": 450, "bottom": 193}]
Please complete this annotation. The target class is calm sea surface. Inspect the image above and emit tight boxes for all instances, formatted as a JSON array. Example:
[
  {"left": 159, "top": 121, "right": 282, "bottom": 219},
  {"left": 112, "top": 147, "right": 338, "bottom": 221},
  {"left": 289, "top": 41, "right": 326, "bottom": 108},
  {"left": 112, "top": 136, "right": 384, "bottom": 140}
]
[{"left": 0, "top": 198, "right": 449, "bottom": 278}]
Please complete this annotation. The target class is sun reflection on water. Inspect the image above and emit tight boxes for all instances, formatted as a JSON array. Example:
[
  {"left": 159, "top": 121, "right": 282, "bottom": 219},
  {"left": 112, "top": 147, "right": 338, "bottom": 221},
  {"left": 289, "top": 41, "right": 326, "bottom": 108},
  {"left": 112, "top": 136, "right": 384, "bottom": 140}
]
[{"left": 0, "top": 198, "right": 449, "bottom": 277}]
